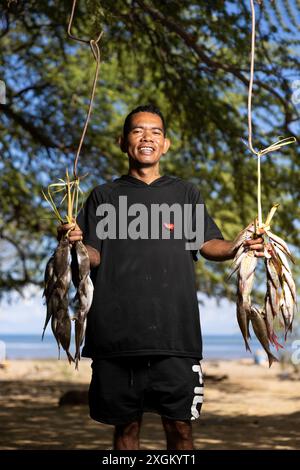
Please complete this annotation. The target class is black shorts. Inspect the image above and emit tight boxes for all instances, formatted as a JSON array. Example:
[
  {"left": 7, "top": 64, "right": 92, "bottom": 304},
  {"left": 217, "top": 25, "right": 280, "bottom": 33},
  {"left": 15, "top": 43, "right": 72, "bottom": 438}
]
[{"left": 88, "top": 356, "right": 204, "bottom": 426}]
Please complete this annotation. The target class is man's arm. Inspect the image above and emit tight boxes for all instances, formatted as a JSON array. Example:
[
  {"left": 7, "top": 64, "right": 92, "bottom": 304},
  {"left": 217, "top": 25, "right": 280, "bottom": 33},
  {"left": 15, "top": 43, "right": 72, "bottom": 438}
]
[
  {"left": 85, "top": 244, "right": 101, "bottom": 268},
  {"left": 57, "top": 223, "right": 101, "bottom": 268},
  {"left": 200, "top": 235, "right": 265, "bottom": 262}
]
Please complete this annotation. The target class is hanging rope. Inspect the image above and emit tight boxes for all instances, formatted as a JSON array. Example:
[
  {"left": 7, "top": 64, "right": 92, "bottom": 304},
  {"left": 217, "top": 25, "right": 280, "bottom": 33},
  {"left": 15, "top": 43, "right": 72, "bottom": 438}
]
[
  {"left": 67, "top": 0, "right": 103, "bottom": 179},
  {"left": 247, "top": 0, "right": 296, "bottom": 227}
]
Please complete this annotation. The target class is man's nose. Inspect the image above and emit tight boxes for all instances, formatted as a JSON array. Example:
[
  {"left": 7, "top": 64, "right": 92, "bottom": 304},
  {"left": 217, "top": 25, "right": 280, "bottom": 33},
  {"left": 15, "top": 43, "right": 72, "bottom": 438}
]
[{"left": 141, "top": 130, "right": 153, "bottom": 141}]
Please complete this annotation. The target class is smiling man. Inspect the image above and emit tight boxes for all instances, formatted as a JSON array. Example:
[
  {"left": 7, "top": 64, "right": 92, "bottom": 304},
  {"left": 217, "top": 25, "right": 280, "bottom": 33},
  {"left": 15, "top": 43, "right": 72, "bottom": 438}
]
[{"left": 60, "top": 104, "right": 264, "bottom": 450}]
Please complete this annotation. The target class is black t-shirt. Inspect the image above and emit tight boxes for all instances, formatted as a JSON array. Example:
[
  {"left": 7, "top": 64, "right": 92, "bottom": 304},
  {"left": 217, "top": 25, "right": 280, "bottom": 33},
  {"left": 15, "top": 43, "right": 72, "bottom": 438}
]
[{"left": 77, "top": 174, "right": 224, "bottom": 359}]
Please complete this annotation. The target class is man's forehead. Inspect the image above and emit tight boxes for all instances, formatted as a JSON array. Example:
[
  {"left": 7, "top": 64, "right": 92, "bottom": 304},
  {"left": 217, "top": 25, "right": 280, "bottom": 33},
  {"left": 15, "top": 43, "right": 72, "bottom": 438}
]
[{"left": 130, "top": 112, "right": 163, "bottom": 128}]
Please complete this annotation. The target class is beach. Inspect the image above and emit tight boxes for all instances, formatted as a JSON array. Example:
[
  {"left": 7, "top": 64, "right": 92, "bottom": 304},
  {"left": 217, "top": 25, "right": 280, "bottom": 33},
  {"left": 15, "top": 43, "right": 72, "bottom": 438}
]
[{"left": 1, "top": 358, "right": 300, "bottom": 450}]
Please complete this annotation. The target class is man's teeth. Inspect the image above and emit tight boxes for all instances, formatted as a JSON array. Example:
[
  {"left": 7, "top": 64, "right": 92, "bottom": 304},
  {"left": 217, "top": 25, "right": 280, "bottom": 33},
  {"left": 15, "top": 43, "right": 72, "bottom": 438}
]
[{"left": 140, "top": 147, "right": 154, "bottom": 151}]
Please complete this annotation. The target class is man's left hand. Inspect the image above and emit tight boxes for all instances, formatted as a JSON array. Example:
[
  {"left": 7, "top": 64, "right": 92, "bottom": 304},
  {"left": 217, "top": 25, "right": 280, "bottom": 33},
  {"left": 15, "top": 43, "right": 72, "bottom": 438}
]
[{"left": 243, "top": 228, "right": 265, "bottom": 257}]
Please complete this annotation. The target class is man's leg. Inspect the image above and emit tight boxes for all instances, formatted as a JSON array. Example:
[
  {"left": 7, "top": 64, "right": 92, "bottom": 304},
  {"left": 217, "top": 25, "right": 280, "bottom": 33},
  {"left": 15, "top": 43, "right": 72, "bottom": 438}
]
[
  {"left": 161, "top": 417, "right": 193, "bottom": 450},
  {"left": 113, "top": 418, "right": 143, "bottom": 450}
]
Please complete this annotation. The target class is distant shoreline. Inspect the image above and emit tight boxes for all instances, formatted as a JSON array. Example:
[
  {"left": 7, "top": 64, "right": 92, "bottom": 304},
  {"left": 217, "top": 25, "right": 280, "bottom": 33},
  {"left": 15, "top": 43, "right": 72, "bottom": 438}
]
[{"left": 0, "top": 333, "right": 292, "bottom": 361}]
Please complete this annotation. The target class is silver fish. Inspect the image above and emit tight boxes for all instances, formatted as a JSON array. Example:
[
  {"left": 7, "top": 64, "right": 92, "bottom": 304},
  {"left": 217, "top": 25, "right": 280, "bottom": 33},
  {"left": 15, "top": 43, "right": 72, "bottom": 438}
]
[
  {"left": 73, "top": 240, "right": 94, "bottom": 368},
  {"left": 249, "top": 306, "right": 278, "bottom": 368},
  {"left": 236, "top": 292, "right": 251, "bottom": 352},
  {"left": 265, "top": 230, "right": 293, "bottom": 261},
  {"left": 42, "top": 254, "right": 57, "bottom": 339},
  {"left": 51, "top": 295, "right": 74, "bottom": 363},
  {"left": 239, "top": 251, "right": 257, "bottom": 292},
  {"left": 264, "top": 294, "right": 283, "bottom": 351},
  {"left": 232, "top": 222, "right": 255, "bottom": 251},
  {"left": 44, "top": 238, "right": 73, "bottom": 362},
  {"left": 281, "top": 280, "right": 295, "bottom": 339}
]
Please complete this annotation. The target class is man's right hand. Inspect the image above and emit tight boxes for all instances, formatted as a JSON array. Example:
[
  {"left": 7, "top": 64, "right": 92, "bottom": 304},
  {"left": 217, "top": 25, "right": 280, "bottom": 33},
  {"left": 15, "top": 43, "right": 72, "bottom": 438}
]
[{"left": 57, "top": 221, "right": 83, "bottom": 244}]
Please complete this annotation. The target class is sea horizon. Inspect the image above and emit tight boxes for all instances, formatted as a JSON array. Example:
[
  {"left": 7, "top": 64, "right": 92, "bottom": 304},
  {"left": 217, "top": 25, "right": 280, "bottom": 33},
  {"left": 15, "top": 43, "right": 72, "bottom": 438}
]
[{"left": 0, "top": 333, "right": 290, "bottom": 361}]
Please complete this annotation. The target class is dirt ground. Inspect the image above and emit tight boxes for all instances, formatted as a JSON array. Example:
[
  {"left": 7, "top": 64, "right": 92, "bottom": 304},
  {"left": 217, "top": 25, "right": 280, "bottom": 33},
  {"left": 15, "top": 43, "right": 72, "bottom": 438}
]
[{"left": 0, "top": 358, "right": 300, "bottom": 450}]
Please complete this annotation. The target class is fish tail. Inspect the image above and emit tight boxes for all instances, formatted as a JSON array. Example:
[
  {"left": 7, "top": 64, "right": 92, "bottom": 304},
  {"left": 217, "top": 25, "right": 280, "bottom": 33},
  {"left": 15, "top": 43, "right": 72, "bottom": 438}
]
[
  {"left": 284, "top": 323, "right": 293, "bottom": 341},
  {"left": 67, "top": 351, "right": 74, "bottom": 364},
  {"left": 244, "top": 338, "right": 252, "bottom": 353},
  {"left": 267, "top": 352, "right": 279, "bottom": 368}
]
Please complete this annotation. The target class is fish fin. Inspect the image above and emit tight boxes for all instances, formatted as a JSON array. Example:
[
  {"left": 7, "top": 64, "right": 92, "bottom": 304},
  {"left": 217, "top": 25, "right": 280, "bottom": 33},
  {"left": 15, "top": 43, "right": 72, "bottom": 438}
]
[{"left": 271, "top": 333, "right": 284, "bottom": 351}]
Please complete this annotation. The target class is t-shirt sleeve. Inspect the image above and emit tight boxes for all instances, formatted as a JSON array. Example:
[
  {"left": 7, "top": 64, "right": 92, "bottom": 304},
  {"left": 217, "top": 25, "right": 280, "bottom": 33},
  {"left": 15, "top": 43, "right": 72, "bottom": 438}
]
[
  {"left": 77, "top": 187, "right": 102, "bottom": 254},
  {"left": 189, "top": 184, "right": 224, "bottom": 260}
]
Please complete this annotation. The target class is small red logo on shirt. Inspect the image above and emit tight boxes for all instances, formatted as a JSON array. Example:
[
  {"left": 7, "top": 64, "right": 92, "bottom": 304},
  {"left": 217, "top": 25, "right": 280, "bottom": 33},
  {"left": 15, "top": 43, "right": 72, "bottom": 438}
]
[{"left": 163, "top": 223, "right": 174, "bottom": 231}]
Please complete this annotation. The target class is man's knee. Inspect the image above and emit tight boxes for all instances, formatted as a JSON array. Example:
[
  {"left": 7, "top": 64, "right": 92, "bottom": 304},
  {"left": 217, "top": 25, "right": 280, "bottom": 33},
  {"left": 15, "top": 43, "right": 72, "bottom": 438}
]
[
  {"left": 114, "top": 420, "right": 141, "bottom": 439},
  {"left": 162, "top": 418, "right": 192, "bottom": 440}
]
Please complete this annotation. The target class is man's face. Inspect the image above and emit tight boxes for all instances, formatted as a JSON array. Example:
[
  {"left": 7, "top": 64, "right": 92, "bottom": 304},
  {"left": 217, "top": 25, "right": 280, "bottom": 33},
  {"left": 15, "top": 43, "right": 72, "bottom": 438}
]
[{"left": 121, "top": 112, "right": 170, "bottom": 165}]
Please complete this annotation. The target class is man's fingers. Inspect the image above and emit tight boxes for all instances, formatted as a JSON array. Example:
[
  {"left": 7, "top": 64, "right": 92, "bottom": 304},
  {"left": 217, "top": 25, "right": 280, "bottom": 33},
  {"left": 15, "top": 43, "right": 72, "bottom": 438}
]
[
  {"left": 244, "top": 236, "right": 264, "bottom": 246},
  {"left": 58, "top": 223, "right": 74, "bottom": 231},
  {"left": 68, "top": 230, "right": 82, "bottom": 237},
  {"left": 57, "top": 223, "right": 82, "bottom": 243},
  {"left": 248, "top": 243, "right": 264, "bottom": 251}
]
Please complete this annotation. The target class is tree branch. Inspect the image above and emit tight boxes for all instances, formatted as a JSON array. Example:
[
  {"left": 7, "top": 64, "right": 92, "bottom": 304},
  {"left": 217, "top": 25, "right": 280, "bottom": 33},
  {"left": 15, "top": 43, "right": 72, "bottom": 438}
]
[
  {"left": 0, "top": 103, "right": 64, "bottom": 149},
  {"left": 136, "top": 0, "right": 296, "bottom": 129}
]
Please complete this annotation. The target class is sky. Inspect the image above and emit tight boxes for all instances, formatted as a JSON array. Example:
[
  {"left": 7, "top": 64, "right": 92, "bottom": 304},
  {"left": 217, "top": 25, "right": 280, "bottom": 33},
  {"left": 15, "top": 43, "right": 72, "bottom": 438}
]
[{"left": 0, "top": 290, "right": 239, "bottom": 336}]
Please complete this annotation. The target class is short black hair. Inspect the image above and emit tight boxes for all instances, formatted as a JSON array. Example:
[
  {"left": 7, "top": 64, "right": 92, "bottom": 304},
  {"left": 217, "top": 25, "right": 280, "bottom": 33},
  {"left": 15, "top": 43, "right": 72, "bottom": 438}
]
[{"left": 123, "top": 104, "right": 167, "bottom": 139}]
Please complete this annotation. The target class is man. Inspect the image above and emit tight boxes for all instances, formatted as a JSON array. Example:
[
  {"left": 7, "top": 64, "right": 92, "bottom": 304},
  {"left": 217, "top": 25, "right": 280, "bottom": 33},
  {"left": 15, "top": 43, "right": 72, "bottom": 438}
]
[{"left": 60, "top": 104, "right": 264, "bottom": 450}]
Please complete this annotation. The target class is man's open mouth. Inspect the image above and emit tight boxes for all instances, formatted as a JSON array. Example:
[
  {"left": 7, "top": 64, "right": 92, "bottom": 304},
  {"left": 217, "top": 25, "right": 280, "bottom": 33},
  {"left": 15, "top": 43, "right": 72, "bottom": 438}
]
[{"left": 138, "top": 146, "right": 155, "bottom": 154}]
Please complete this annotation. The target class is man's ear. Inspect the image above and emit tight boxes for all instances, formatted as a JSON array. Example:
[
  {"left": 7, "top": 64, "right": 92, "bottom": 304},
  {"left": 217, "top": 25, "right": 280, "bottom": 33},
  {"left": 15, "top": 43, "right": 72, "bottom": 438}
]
[
  {"left": 118, "top": 135, "right": 127, "bottom": 153},
  {"left": 162, "top": 138, "right": 171, "bottom": 154}
]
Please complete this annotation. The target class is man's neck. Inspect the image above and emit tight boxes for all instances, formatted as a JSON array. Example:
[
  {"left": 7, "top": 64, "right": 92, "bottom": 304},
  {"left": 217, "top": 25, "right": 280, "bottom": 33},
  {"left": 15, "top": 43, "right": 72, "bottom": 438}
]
[{"left": 128, "top": 165, "right": 161, "bottom": 185}]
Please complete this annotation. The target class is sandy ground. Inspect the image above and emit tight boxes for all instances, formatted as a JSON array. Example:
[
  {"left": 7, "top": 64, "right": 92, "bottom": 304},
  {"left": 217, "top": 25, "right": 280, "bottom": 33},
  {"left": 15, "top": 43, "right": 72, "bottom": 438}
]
[{"left": 0, "top": 358, "right": 300, "bottom": 450}]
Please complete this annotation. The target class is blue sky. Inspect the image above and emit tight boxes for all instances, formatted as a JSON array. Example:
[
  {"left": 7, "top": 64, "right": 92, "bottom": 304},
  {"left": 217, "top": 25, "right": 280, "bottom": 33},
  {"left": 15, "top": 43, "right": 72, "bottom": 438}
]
[{"left": 0, "top": 290, "right": 239, "bottom": 335}]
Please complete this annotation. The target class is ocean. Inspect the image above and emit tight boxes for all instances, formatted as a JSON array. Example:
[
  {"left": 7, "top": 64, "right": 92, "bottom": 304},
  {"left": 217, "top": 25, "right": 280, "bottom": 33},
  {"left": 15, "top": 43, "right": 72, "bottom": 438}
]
[{"left": 0, "top": 333, "right": 284, "bottom": 360}]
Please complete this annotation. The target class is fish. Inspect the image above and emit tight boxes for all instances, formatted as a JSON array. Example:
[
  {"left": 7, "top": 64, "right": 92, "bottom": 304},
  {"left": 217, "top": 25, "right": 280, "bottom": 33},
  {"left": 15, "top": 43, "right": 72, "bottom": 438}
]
[
  {"left": 231, "top": 210, "right": 296, "bottom": 365},
  {"left": 239, "top": 251, "right": 257, "bottom": 292},
  {"left": 228, "top": 245, "right": 246, "bottom": 279},
  {"left": 232, "top": 222, "right": 255, "bottom": 251},
  {"left": 42, "top": 254, "right": 57, "bottom": 339},
  {"left": 44, "top": 237, "right": 73, "bottom": 362},
  {"left": 72, "top": 240, "right": 94, "bottom": 368},
  {"left": 235, "top": 251, "right": 258, "bottom": 352},
  {"left": 51, "top": 294, "right": 74, "bottom": 364},
  {"left": 265, "top": 230, "right": 294, "bottom": 261},
  {"left": 265, "top": 256, "right": 281, "bottom": 291},
  {"left": 281, "top": 280, "right": 295, "bottom": 339},
  {"left": 236, "top": 292, "right": 251, "bottom": 352},
  {"left": 53, "top": 238, "right": 72, "bottom": 287},
  {"left": 282, "top": 267, "right": 297, "bottom": 304},
  {"left": 52, "top": 297, "right": 74, "bottom": 363},
  {"left": 264, "top": 294, "right": 283, "bottom": 351},
  {"left": 249, "top": 306, "right": 278, "bottom": 367}
]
